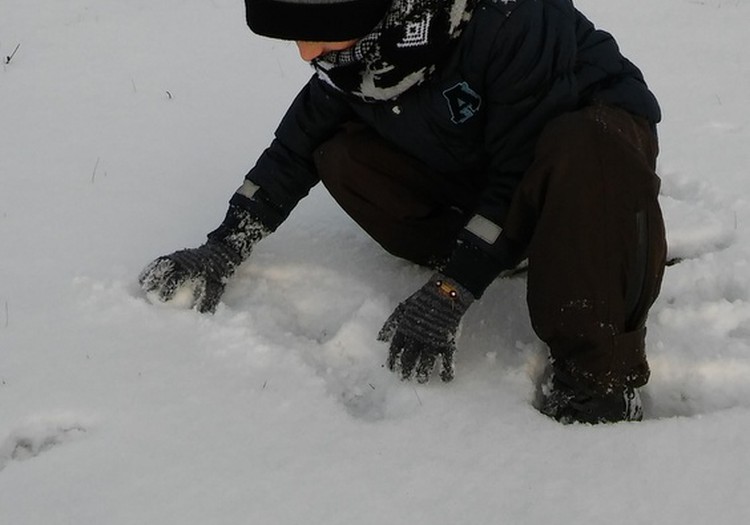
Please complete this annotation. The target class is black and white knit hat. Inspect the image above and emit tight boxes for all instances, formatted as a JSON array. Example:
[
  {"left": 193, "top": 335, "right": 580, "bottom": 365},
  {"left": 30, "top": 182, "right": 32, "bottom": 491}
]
[{"left": 245, "top": 0, "right": 391, "bottom": 42}]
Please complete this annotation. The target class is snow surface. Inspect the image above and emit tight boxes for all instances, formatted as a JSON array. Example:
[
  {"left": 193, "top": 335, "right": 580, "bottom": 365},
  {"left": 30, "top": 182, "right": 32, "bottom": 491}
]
[{"left": 1, "top": 0, "right": 749, "bottom": 523}]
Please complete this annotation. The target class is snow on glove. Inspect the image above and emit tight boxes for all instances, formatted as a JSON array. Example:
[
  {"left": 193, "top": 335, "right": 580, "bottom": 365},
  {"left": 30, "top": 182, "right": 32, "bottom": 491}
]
[
  {"left": 379, "top": 274, "right": 474, "bottom": 383},
  {"left": 138, "top": 240, "right": 242, "bottom": 313},
  {"left": 139, "top": 205, "right": 270, "bottom": 313}
]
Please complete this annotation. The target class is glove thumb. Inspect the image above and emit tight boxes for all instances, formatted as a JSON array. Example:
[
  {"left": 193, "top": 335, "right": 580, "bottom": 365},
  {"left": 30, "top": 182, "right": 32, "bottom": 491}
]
[{"left": 377, "top": 303, "right": 406, "bottom": 343}]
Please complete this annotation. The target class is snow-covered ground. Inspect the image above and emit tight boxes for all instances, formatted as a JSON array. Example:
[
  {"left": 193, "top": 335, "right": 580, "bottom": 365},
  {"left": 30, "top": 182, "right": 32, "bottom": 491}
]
[{"left": 1, "top": 0, "right": 749, "bottom": 523}]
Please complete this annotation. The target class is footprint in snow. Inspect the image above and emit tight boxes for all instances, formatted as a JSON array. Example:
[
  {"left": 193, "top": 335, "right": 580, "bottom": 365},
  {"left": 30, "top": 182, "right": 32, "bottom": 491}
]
[
  {"left": 647, "top": 174, "right": 750, "bottom": 419},
  {"left": 0, "top": 417, "right": 87, "bottom": 471}
]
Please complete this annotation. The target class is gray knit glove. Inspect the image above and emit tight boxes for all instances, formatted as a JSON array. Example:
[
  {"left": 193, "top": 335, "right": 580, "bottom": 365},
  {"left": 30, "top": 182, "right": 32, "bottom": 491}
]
[
  {"left": 139, "top": 205, "right": 270, "bottom": 313},
  {"left": 379, "top": 274, "right": 475, "bottom": 383}
]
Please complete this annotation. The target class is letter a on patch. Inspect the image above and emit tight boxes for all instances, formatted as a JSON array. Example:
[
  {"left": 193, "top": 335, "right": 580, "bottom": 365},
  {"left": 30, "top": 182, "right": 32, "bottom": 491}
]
[{"left": 443, "top": 82, "right": 482, "bottom": 124}]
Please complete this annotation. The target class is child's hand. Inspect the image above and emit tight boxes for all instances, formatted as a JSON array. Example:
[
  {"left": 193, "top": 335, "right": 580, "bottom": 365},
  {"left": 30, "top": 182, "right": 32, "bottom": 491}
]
[
  {"left": 138, "top": 240, "right": 242, "bottom": 313},
  {"left": 378, "top": 274, "right": 474, "bottom": 383}
]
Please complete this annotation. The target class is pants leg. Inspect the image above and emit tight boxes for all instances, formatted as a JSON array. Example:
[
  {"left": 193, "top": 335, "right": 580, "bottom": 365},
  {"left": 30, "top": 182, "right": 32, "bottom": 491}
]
[
  {"left": 313, "top": 124, "right": 476, "bottom": 265},
  {"left": 503, "top": 105, "right": 666, "bottom": 392}
]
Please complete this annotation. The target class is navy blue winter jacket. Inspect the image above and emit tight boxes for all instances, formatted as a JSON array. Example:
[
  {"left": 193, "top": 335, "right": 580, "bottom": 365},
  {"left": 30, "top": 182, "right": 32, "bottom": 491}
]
[{"left": 241, "top": 0, "right": 660, "bottom": 238}]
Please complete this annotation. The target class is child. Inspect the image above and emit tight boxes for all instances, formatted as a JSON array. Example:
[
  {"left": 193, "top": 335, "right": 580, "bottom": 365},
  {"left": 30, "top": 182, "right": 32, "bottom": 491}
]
[{"left": 140, "top": 0, "right": 666, "bottom": 424}]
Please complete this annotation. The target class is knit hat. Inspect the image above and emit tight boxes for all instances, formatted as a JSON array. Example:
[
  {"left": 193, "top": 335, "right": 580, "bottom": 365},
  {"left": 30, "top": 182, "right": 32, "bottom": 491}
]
[{"left": 245, "top": 0, "right": 391, "bottom": 42}]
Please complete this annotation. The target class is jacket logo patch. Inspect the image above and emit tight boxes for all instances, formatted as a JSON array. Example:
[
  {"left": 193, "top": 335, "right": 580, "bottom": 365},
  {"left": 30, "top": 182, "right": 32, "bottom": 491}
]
[{"left": 443, "top": 82, "right": 482, "bottom": 124}]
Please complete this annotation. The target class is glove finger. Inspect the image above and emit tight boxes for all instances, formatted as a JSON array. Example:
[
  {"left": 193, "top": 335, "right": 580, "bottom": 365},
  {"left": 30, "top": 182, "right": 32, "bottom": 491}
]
[
  {"left": 142, "top": 262, "right": 188, "bottom": 304},
  {"left": 396, "top": 335, "right": 422, "bottom": 381},
  {"left": 138, "top": 258, "right": 175, "bottom": 292},
  {"left": 415, "top": 350, "right": 437, "bottom": 384},
  {"left": 386, "top": 340, "right": 401, "bottom": 373},
  {"left": 439, "top": 343, "right": 456, "bottom": 383},
  {"left": 386, "top": 330, "right": 409, "bottom": 373},
  {"left": 197, "top": 278, "right": 224, "bottom": 314},
  {"left": 377, "top": 303, "right": 406, "bottom": 343}
]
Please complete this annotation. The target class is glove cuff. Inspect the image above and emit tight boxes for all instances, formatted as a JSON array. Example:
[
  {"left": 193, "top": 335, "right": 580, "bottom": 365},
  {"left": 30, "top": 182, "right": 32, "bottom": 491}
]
[
  {"left": 443, "top": 214, "right": 523, "bottom": 298},
  {"left": 428, "top": 273, "right": 475, "bottom": 311},
  {"left": 229, "top": 179, "right": 287, "bottom": 231},
  {"left": 207, "top": 203, "right": 271, "bottom": 261}
]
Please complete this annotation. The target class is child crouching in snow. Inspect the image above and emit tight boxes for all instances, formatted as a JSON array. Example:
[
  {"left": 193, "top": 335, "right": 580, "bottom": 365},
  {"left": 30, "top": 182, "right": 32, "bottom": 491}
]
[{"left": 139, "top": 0, "right": 666, "bottom": 424}]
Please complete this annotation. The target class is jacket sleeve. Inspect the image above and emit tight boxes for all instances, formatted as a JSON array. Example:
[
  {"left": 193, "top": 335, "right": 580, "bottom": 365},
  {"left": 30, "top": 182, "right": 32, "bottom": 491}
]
[
  {"left": 477, "top": 0, "right": 578, "bottom": 226},
  {"left": 573, "top": 9, "right": 661, "bottom": 125},
  {"left": 232, "top": 76, "right": 354, "bottom": 230},
  {"left": 444, "top": 0, "right": 580, "bottom": 297}
]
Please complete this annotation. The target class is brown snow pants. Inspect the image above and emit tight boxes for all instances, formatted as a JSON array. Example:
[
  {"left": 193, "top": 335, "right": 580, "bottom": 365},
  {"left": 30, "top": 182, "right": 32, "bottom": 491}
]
[{"left": 314, "top": 105, "right": 666, "bottom": 392}]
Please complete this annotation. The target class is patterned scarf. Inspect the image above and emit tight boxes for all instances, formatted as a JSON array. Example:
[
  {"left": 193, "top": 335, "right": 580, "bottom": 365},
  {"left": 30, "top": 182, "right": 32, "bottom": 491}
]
[{"left": 312, "top": 0, "right": 477, "bottom": 102}]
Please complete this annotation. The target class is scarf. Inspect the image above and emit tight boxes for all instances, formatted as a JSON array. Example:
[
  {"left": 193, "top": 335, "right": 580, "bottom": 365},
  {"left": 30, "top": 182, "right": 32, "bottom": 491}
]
[{"left": 312, "top": 0, "right": 477, "bottom": 102}]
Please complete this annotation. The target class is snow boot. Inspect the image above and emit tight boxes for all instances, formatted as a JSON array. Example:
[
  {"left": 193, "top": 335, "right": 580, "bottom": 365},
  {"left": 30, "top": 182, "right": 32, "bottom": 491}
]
[{"left": 536, "top": 367, "right": 643, "bottom": 424}]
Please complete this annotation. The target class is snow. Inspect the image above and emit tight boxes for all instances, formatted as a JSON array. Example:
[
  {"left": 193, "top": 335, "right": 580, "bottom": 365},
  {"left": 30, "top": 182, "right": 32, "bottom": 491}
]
[{"left": 1, "top": 0, "right": 749, "bottom": 523}]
